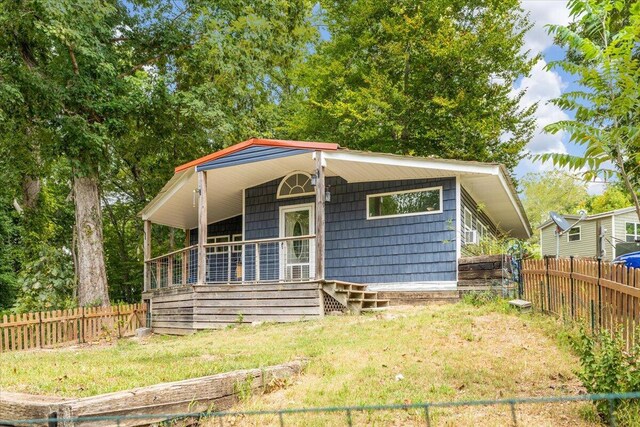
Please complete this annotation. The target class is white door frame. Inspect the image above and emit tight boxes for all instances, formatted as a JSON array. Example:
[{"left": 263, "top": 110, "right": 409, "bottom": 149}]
[{"left": 279, "top": 203, "right": 315, "bottom": 281}]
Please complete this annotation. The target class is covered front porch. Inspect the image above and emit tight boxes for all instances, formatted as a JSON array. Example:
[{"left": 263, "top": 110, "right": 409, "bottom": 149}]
[{"left": 141, "top": 140, "right": 335, "bottom": 291}]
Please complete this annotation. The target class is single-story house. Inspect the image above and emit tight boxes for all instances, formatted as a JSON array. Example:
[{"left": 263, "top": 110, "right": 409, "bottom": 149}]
[
  {"left": 539, "top": 207, "right": 640, "bottom": 261},
  {"left": 140, "top": 138, "right": 530, "bottom": 333}
]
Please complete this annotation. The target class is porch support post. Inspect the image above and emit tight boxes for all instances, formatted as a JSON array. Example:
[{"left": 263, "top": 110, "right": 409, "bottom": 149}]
[
  {"left": 315, "top": 151, "right": 325, "bottom": 280},
  {"left": 197, "top": 170, "right": 208, "bottom": 284},
  {"left": 182, "top": 228, "right": 189, "bottom": 286},
  {"left": 143, "top": 220, "right": 152, "bottom": 291}
]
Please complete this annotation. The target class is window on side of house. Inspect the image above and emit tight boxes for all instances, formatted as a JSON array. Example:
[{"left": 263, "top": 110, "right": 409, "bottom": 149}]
[
  {"left": 208, "top": 235, "right": 230, "bottom": 253},
  {"left": 462, "top": 207, "right": 477, "bottom": 244},
  {"left": 625, "top": 222, "right": 640, "bottom": 242},
  {"left": 366, "top": 187, "right": 442, "bottom": 219},
  {"left": 477, "top": 222, "right": 488, "bottom": 242},
  {"left": 567, "top": 227, "right": 581, "bottom": 242}
]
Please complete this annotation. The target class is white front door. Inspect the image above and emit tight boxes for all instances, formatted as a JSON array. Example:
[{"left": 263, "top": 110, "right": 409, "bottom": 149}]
[{"left": 279, "top": 203, "right": 315, "bottom": 281}]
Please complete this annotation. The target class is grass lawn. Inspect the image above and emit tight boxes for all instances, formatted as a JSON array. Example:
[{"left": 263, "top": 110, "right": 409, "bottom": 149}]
[{"left": 0, "top": 301, "right": 598, "bottom": 426}]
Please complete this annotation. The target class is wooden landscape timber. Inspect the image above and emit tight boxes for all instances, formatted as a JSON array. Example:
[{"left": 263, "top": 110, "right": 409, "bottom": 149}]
[
  {"left": 0, "top": 360, "right": 308, "bottom": 427},
  {"left": 457, "top": 255, "right": 511, "bottom": 291}
]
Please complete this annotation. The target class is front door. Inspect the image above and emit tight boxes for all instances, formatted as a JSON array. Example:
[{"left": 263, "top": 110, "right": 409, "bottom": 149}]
[{"left": 279, "top": 204, "right": 315, "bottom": 281}]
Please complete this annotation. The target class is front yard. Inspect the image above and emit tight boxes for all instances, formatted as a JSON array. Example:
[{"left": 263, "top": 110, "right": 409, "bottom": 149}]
[{"left": 0, "top": 301, "right": 597, "bottom": 425}]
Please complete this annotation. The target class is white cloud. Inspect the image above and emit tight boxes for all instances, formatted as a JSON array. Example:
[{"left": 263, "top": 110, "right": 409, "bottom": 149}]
[
  {"left": 521, "top": 0, "right": 571, "bottom": 56},
  {"left": 513, "top": 2, "right": 576, "bottom": 179},
  {"left": 514, "top": 59, "right": 569, "bottom": 157}
]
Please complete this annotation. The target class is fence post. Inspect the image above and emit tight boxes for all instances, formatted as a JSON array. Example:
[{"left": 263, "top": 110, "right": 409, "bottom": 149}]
[
  {"left": 81, "top": 307, "right": 85, "bottom": 344},
  {"left": 38, "top": 312, "right": 43, "bottom": 349},
  {"left": 597, "top": 257, "right": 603, "bottom": 329},
  {"left": 570, "top": 256, "right": 575, "bottom": 318},
  {"left": 517, "top": 258, "right": 523, "bottom": 299},
  {"left": 545, "top": 256, "right": 551, "bottom": 312},
  {"left": 116, "top": 305, "right": 122, "bottom": 338}
]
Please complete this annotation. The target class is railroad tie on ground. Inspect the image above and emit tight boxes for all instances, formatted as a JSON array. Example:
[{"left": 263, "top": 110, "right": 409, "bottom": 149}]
[{"left": 0, "top": 359, "right": 308, "bottom": 427}]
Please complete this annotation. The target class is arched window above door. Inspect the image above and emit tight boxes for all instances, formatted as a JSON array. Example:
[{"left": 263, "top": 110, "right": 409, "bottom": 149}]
[{"left": 277, "top": 172, "right": 314, "bottom": 199}]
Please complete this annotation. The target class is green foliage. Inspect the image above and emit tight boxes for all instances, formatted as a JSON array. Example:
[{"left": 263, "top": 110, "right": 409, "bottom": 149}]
[
  {"left": 539, "top": 0, "right": 640, "bottom": 219},
  {"left": 13, "top": 246, "right": 76, "bottom": 313},
  {"left": 461, "top": 291, "right": 501, "bottom": 307},
  {"left": 463, "top": 235, "right": 536, "bottom": 259},
  {"left": 580, "top": 185, "right": 632, "bottom": 214},
  {"left": 283, "top": 0, "right": 537, "bottom": 173},
  {"left": 520, "top": 171, "right": 589, "bottom": 232},
  {"left": 0, "top": 0, "right": 317, "bottom": 305},
  {"left": 572, "top": 327, "right": 640, "bottom": 425},
  {"left": 0, "top": 196, "right": 20, "bottom": 309}
]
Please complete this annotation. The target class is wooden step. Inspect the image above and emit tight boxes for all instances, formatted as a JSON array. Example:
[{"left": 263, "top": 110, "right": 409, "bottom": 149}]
[
  {"left": 322, "top": 281, "right": 390, "bottom": 314},
  {"left": 361, "top": 307, "right": 388, "bottom": 313}
]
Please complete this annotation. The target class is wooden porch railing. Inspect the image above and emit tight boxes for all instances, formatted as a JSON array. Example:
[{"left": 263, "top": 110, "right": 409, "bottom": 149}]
[
  {"left": 145, "top": 235, "right": 316, "bottom": 290},
  {"left": 0, "top": 303, "right": 147, "bottom": 352}
]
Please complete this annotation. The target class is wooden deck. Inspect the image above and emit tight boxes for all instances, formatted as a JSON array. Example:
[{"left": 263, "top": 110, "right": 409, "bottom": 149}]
[
  {"left": 142, "top": 280, "right": 389, "bottom": 334},
  {"left": 142, "top": 282, "right": 324, "bottom": 334}
]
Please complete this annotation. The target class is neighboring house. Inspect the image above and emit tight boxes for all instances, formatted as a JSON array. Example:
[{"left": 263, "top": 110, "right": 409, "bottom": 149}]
[
  {"left": 140, "top": 138, "right": 530, "bottom": 333},
  {"left": 539, "top": 207, "right": 640, "bottom": 261}
]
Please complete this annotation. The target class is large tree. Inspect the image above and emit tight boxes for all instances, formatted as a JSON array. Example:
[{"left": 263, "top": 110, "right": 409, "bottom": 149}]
[
  {"left": 541, "top": 0, "right": 640, "bottom": 221},
  {"left": 0, "top": 0, "right": 315, "bottom": 306},
  {"left": 282, "top": 0, "right": 537, "bottom": 172}
]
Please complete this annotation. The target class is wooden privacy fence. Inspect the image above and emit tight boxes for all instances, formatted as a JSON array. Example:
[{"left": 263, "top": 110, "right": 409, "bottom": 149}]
[
  {"left": 522, "top": 257, "right": 640, "bottom": 348},
  {"left": 0, "top": 303, "right": 147, "bottom": 352}
]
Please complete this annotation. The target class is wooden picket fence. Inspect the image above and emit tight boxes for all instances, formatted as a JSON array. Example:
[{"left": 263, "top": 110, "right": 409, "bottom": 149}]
[
  {"left": 0, "top": 303, "right": 147, "bottom": 352},
  {"left": 522, "top": 257, "right": 640, "bottom": 348}
]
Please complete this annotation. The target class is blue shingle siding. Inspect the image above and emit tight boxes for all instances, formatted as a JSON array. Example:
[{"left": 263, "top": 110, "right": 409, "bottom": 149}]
[
  {"left": 189, "top": 215, "right": 243, "bottom": 245},
  {"left": 196, "top": 146, "right": 311, "bottom": 171},
  {"left": 188, "top": 215, "right": 243, "bottom": 283},
  {"left": 244, "top": 176, "right": 457, "bottom": 284}
]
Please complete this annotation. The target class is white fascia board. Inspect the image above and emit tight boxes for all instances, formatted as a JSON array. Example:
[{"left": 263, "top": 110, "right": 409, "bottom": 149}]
[
  {"left": 496, "top": 169, "right": 531, "bottom": 238},
  {"left": 322, "top": 151, "right": 500, "bottom": 176},
  {"left": 140, "top": 168, "right": 194, "bottom": 221},
  {"left": 455, "top": 177, "right": 462, "bottom": 279}
]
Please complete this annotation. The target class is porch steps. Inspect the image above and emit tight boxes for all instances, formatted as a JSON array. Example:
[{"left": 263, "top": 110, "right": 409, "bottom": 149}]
[{"left": 322, "top": 281, "right": 390, "bottom": 314}]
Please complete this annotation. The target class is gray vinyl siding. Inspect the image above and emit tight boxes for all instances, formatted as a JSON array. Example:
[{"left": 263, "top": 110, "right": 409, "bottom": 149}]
[
  {"left": 612, "top": 211, "right": 640, "bottom": 257},
  {"left": 244, "top": 176, "right": 457, "bottom": 284},
  {"left": 613, "top": 211, "right": 640, "bottom": 244},
  {"left": 540, "top": 218, "right": 611, "bottom": 259},
  {"left": 599, "top": 216, "right": 614, "bottom": 260}
]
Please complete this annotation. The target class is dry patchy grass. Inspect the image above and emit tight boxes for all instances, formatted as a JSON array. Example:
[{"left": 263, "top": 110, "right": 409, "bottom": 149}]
[{"left": 0, "top": 302, "right": 597, "bottom": 425}]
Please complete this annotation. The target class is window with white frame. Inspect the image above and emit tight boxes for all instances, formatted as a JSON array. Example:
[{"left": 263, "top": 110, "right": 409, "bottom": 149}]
[
  {"left": 625, "top": 222, "right": 640, "bottom": 242},
  {"left": 277, "top": 172, "right": 314, "bottom": 199},
  {"left": 208, "top": 235, "right": 230, "bottom": 253},
  {"left": 232, "top": 234, "right": 243, "bottom": 253},
  {"left": 567, "top": 227, "right": 581, "bottom": 242},
  {"left": 462, "top": 207, "right": 477, "bottom": 244},
  {"left": 367, "top": 187, "right": 442, "bottom": 219},
  {"left": 477, "top": 222, "right": 488, "bottom": 241}
]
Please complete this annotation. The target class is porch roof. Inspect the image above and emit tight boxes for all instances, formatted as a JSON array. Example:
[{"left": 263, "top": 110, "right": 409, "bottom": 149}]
[{"left": 140, "top": 139, "right": 531, "bottom": 239}]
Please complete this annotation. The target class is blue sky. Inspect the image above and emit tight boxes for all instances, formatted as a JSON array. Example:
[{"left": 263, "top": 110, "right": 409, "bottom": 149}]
[{"left": 514, "top": 1, "right": 598, "bottom": 191}]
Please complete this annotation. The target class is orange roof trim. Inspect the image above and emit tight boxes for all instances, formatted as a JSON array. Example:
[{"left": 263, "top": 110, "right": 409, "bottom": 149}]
[{"left": 174, "top": 138, "right": 340, "bottom": 173}]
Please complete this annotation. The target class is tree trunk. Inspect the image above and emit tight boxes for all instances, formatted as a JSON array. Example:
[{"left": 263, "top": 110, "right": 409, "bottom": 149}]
[
  {"left": 74, "top": 174, "right": 110, "bottom": 307},
  {"left": 22, "top": 175, "right": 41, "bottom": 210}
]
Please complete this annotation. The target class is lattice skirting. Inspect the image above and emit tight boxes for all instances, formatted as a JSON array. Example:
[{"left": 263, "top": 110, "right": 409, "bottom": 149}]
[{"left": 323, "top": 292, "right": 346, "bottom": 314}]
